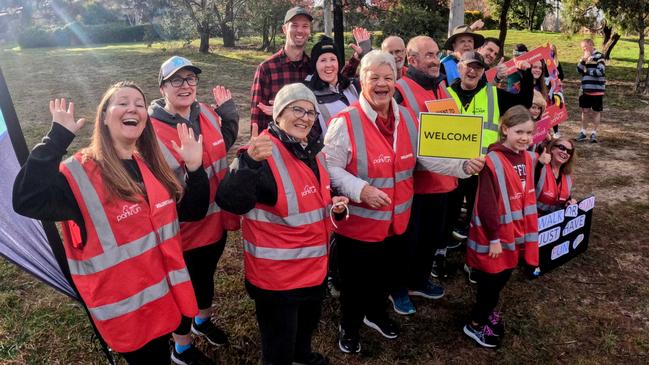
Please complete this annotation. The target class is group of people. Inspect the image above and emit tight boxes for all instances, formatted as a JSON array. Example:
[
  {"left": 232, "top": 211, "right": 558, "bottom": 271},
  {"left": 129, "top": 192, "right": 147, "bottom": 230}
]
[{"left": 11, "top": 6, "right": 589, "bottom": 365}]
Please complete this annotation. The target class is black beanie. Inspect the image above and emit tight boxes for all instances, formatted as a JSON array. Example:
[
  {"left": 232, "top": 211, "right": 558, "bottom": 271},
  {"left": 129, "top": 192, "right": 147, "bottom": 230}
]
[{"left": 310, "top": 36, "right": 340, "bottom": 71}]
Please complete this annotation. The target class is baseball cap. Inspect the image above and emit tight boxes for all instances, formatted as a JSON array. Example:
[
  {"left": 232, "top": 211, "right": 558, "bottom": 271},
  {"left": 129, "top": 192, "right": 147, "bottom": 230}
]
[
  {"left": 459, "top": 51, "right": 488, "bottom": 69},
  {"left": 158, "top": 56, "right": 202, "bottom": 86},
  {"left": 284, "top": 6, "right": 313, "bottom": 24}
]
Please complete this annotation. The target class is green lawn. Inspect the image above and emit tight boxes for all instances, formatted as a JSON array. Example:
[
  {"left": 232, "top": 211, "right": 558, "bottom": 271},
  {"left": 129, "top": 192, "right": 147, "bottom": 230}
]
[{"left": 1, "top": 30, "right": 649, "bottom": 364}]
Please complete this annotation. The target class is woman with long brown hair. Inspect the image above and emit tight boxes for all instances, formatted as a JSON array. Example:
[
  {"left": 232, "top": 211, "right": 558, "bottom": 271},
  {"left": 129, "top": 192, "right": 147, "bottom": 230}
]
[{"left": 13, "top": 81, "right": 209, "bottom": 364}]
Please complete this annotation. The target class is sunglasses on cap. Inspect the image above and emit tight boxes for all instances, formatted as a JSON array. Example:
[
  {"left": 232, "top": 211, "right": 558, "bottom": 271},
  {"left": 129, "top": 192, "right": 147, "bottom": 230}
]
[{"left": 553, "top": 144, "right": 573, "bottom": 154}]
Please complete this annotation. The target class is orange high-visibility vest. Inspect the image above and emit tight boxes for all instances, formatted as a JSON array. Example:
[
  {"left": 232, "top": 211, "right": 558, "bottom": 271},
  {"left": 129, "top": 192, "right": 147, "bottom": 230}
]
[
  {"left": 535, "top": 164, "right": 573, "bottom": 214},
  {"left": 332, "top": 102, "right": 417, "bottom": 242},
  {"left": 152, "top": 103, "right": 238, "bottom": 251},
  {"left": 59, "top": 153, "right": 198, "bottom": 352},
  {"left": 242, "top": 132, "right": 333, "bottom": 290},
  {"left": 466, "top": 150, "right": 539, "bottom": 273},
  {"left": 395, "top": 76, "right": 458, "bottom": 194}
]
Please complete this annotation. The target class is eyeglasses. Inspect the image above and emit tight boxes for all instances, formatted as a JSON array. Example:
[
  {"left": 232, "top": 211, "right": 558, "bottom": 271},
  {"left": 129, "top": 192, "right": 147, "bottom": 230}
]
[
  {"left": 553, "top": 144, "right": 574, "bottom": 154},
  {"left": 289, "top": 106, "right": 319, "bottom": 120},
  {"left": 167, "top": 76, "right": 199, "bottom": 87}
]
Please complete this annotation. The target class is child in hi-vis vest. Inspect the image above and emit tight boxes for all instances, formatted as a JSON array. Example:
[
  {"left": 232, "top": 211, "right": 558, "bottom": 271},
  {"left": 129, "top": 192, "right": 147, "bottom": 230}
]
[{"left": 463, "top": 105, "right": 542, "bottom": 348}]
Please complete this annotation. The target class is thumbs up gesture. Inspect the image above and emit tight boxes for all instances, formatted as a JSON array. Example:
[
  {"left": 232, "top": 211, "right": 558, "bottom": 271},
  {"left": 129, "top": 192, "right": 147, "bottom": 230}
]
[
  {"left": 247, "top": 123, "right": 273, "bottom": 162},
  {"left": 539, "top": 147, "right": 551, "bottom": 165}
]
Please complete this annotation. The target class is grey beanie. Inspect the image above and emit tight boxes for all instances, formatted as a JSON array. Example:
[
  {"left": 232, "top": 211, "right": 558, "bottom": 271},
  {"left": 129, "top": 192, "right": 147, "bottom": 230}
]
[{"left": 272, "top": 83, "right": 317, "bottom": 121}]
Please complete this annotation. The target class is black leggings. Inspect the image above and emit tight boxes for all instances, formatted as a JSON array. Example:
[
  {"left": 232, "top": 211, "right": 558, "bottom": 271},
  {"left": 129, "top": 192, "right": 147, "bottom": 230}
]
[
  {"left": 470, "top": 269, "right": 513, "bottom": 325},
  {"left": 254, "top": 296, "right": 323, "bottom": 365},
  {"left": 337, "top": 234, "right": 394, "bottom": 335},
  {"left": 120, "top": 334, "right": 171, "bottom": 365},
  {"left": 175, "top": 235, "right": 227, "bottom": 335}
]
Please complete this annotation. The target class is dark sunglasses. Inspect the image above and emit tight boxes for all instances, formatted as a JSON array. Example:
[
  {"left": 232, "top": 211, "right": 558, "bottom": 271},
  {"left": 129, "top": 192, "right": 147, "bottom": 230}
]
[{"left": 553, "top": 144, "right": 574, "bottom": 154}]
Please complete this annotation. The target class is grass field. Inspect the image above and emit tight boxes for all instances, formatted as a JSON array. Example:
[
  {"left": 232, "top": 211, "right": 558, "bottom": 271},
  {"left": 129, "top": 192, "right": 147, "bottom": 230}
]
[{"left": 1, "top": 30, "right": 649, "bottom": 364}]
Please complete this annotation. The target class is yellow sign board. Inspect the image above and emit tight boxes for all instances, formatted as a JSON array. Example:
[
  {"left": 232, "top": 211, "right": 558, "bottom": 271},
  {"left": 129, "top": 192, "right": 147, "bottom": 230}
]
[{"left": 417, "top": 113, "right": 483, "bottom": 159}]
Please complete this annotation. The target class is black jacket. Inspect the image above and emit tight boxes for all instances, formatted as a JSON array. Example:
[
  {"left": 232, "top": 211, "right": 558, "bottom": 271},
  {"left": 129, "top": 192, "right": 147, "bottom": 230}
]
[{"left": 394, "top": 67, "right": 448, "bottom": 104}]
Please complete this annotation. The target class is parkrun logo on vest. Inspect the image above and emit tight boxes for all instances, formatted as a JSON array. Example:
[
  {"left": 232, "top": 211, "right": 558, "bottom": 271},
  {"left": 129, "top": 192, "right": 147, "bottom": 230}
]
[
  {"left": 117, "top": 204, "right": 142, "bottom": 222},
  {"left": 373, "top": 154, "right": 392, "bottom": 165},
  {"left": 212, "top": 139, "right": 224, "bottom": 147},
  {"left": 401, "top": 153, "right": 413, "bottom": 160},
  {"left": 301, "top": 185, "right": 317, "bottom": 197}
]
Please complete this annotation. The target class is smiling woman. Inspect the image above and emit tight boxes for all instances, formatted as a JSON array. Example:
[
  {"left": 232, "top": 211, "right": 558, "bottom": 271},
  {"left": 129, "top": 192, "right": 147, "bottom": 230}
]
[
  {"left": 12, "top": 81, "right": 210, "bottom": 364},
  {"left": 215, "top": 83, "right": 348, "bottom": 365}
]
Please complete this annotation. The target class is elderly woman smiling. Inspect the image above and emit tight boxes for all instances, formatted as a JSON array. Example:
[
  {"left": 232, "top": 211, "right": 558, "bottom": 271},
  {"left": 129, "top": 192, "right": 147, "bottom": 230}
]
[
  {"left": 323, "top": 50, "right": 485, "bottom": 355},
  {"left": 216, "top": 83, "right": 348, "bottom": 365}
]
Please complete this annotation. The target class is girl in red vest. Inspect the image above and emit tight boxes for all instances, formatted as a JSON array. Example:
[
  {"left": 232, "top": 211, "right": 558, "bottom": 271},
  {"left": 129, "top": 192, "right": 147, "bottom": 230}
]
[
  {"left": 149, "top": 56, "right": 240, "bottom": 365},
  {"left": 13, "top": 81, "right": 209, "bottom": 364},
  {"left": 535, "top": 137, "right": 577, "bottom": 214},
  {"left": 464, "top": 105, "right": 540, "bottom": 348},
  {"left": 216, "top": 83, "right": 348, "bottom": 365}
]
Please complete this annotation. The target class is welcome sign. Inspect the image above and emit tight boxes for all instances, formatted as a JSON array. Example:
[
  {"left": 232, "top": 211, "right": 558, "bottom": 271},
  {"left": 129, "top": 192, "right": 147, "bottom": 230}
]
[{"left": 417, "top": 113, "right": 483, "bottom": 159}]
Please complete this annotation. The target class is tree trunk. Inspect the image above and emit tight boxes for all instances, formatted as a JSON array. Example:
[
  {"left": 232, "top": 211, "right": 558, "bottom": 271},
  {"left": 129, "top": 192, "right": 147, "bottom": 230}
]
[
  {"left": 448, "top": 0, "right": 465, "bottom": 37},
  {"left": 635, "top": 31, "right": 645, "bottom": 93},
  {"left": 199, "top": 20, "right": 210, "bottom": 54},
  {"left": 323, "top": 0, "right": 333, "bottom": 37},
  {"left": 259, "top": 18, "right": 270, "bottom": 51},
  {"left": 498, "top": 0, "right": 512, "bottom": 59},
  {"left": 529, "top": 0, "right": 538, "bottom": 31},
  {"left": 602, "top": 33, "right": 620, "bottom": 60},
  {"left": 602, "top": 24, "right": 613, "bottom": 48},
  {"left": 221, "top": 25, "right": 235, "bottom": 47}
]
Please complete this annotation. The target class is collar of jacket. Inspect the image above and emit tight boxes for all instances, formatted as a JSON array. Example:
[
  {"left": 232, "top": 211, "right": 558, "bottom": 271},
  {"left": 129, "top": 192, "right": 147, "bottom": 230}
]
[{"left": 268, "top": 122, "right": 324, "bottom": 161}]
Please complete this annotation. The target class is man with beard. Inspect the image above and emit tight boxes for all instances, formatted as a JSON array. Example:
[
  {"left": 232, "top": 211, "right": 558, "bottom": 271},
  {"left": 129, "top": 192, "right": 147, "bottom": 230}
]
[{"left": 389, "top": 35, "right": 455, "bottom": 315}]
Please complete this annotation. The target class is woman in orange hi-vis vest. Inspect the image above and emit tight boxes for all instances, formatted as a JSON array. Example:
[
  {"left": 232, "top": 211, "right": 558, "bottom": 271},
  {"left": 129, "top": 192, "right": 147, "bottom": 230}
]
[
  {"left": 217, "top": 83, "right": 349, "bottom": 365},
  {"left": 149, "top": 56, "right": 240, "bottom": 365},
  {"left": 534, "top": 137, "right": 577, "bottom": 215},
  {"left": 12, "top": 81, "right": 209, "bottom": 364},
  {"left": 464, "top": 105, "right": 542, "bottom": 349}
]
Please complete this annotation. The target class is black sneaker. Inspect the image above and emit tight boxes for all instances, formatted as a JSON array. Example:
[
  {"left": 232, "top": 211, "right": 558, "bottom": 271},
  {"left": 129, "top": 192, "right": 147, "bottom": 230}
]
[
  {"left": 446, "top": 239, "right": 464, "bottom": 250},
  {"left": 488, "top": 311, "right": 505, "bottom": 337},
  {"left": 452, "top": 226, "right": 468, "bottom": 240},
  {"left": 294, "top": 352, "right": 330, "bottom": 365},
  {"left": 464, "top": 264, "right": 477, "bottom": 284},
  {"left": 589, "top": 133, "right": 598, "bottom": 143},
  {"left": 463, "top": 324, "right": 500, "bottom": 348},
  {"left": 575, "top": 131, "right": 587, "bottom": 142},
  {"left": 430, "top": 255, "right": 448, "bottom": 279},
  {"left": 338, "top": 325, "right": 361, "bottom": 354},
  {"left": 363, "top": 316, "right": 399, "bottom": 339},
  {"left": 192, "top": 319, "right": 228, "bottom": 346},
  {"left": 171, "top": 345, "right": 215, "bottom": 365}
]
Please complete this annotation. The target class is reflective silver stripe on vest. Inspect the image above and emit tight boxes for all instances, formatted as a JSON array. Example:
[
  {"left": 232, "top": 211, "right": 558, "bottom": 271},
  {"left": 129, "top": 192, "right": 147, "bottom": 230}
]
[
  {"left": 88, "top": 277, "right": 170, "bottom": 321},
  {"left": 472, "top": 214, "right": 482, "bottom": 227},
  {"left": 67, "top": 221, "right": 179, "bottom": 276},
  {"left": 245, "top": 208, "right": 326, "bottom": 227},
  {"left": 348, "top": 108, "right": 369, "bottom": 180},
  {"left": 369, "top": 177, "right": 394, "bottom": 188},
  {"left": 64, "top": 158, "right": 180, "bottom": 275},
  {"left": 485, "top": 86, "right": 496, "bottom": 129},
  {"left": 566, "top": 174, "right": 573, "bottom": 193},
  {"left": 394, "top": 198, "right": 413, "bottom": 214},
  {"left": 537, "top": 201, "right": 557, "bottom": 213},
  {"left": 271, "top": 144, "right": 299, "bottom": 215},
  {"left": 395, "top": 169, "right": 413, "bottom": 182},
  {"left": 206, "top": 157, "right": 229, "bottom": 180},
  {"left": 167, "top": 267, "right": 191, "bottom": 286},
  {"left": 157, "top": 139, "right": 186, "bottom": 184},
  {"left": 245, "top": 145, "right": 326, "bottom": 226},
  {"left": 467, "top": 239, "right": 516, "bottom": 253},
  {"left": 488, "top": 152, "right": 514, "bottom": 225},
  {"left": 396, "top": 79, "right": 420, "bottom": 116},
  {"left": 524, "top": 204, "right": 536, "bottom": 216},
  {"left": 348, "top": 205, "right": 392, "bottom": 221},
  {"left": 243, "top": 239, "right": 327, "bottom": 260},
  {"left": 535, "top": 165, "right": 547, "bottom": 200},
  {"left": 398, "top": 105, "right": 419, "bottom": 152},
  {"left": 199, "top": 104, "right": 222, "bottom": 133}
]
